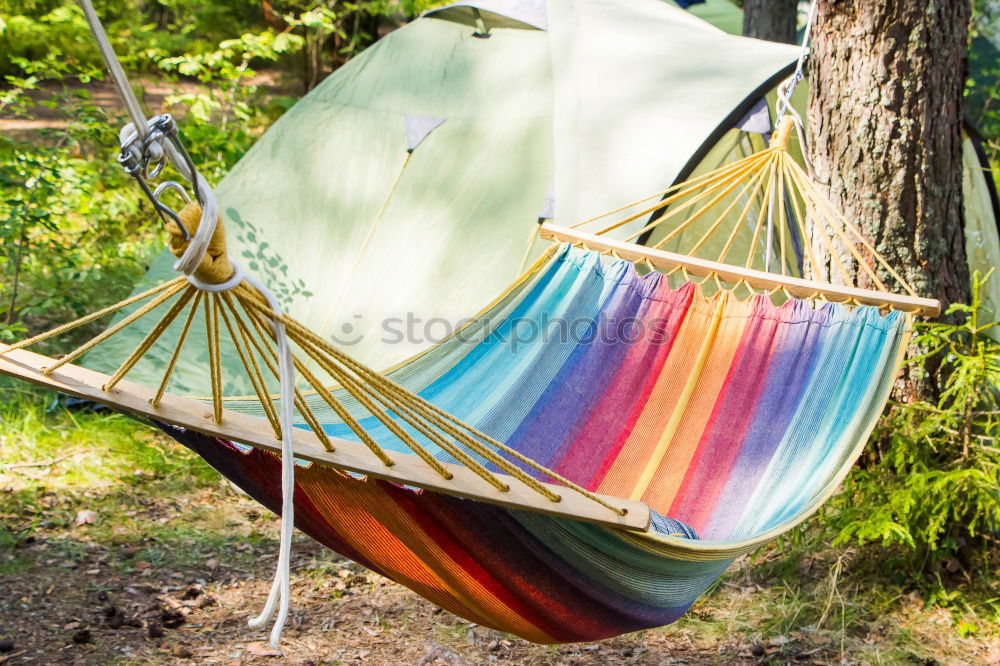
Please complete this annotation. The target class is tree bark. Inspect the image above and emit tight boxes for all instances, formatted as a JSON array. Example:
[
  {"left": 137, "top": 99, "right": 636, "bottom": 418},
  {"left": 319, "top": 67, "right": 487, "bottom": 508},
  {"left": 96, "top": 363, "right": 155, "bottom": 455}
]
[
  {"left": 743, "top": 0, "right": 798, "bottom": 44},
  {"left": 808, "top": 0, "right": 971, "bottom": 313}
]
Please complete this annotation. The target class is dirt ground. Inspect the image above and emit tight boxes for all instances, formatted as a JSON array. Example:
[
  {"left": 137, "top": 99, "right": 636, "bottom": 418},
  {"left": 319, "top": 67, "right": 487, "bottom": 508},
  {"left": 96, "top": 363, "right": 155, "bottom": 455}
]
[
  {"left": 0, "top": 74, "right": 289, "bottom": 138},
  {"left": 1, "top": 444, "right": 997, "bottom": 666},
  {"left": 0, "top": 490, "right": 845, "bottom": 666}
]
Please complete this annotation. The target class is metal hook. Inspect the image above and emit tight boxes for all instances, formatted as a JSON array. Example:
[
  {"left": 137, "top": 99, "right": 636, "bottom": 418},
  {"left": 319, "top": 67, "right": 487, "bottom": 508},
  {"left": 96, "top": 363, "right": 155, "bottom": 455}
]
[
  {"left": 151, "top": 114, "right": 202, "bottom": 204},
  {"left": 153, "top": 181, "right": 193, "bottom": 241},
  {"left": 116, "top": 114, "right": 201, "bottom": 242},
  {"left": 154, "top": 181, "right": 193, "bottom": 206}
]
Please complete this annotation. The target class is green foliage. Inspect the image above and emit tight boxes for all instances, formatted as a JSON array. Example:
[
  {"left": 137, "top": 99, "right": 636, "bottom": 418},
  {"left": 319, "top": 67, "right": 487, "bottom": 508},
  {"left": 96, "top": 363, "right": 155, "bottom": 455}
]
[
  {"left": 0, "top": 87, "right": 159, "bottom": 348},
  {"left": 830, "top": 272, "right": 1000, "bottom": 572},
  {"left": 152, "top": 27, "right": 302, "bottom": 182},
  {"left": 968, "top": 0, "right": 1000, "bottom": 184}
]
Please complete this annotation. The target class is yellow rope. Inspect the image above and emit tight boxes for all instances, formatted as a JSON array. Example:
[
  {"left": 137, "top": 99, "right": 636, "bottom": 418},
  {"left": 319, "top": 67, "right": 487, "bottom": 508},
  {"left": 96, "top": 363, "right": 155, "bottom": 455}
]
[
  {"left": 604, "top": 152, "right": 770, "bottom": 240},
  {"left": 239, "top": 293, "right": 629, "bottom": 513},
  {"left": 225, "top": 298, "right": 334, "bottom": 451},
  {"left": 151, "top": 290, "right": 203, "bottom": 408},
  {"left": 742, "top": 158, "right": 779, "bottom": 269},
  {"left": 289, "top": 326, "right": 541, "bottom": 497},
  {"left": 780, "top": 165, "right": 824, "bottom": 283},
  {"left": 712, "top": 159, "right": 775, "bottom": 264},
  {"left": 3, "top": 277, "right": 184, "bottom": 355},
  {"left": 679, "top": 157, "right": 774, "bottom": 257},
  {"left": 646, "top": 155, "right": 774, "bottom": 250},
  {"left": 43, "top": 281, "right": 187, "bottom": 375},
  {"left": 216, "top": 290, "right": 283, "bottom": 439},
  {"left": 103, "top": 286, "right": 197, "bottom": 391},
  {"left": 577, "top": 153, "right": 769, "bottom": 232},
  {"left": 236, "top": 291, "right": 396, "bottom": 466},
  {"left": 205, "top": 295, "right": 223, "bottom": 424},
  {"left": 777, "top": 162, "right": 788, "bottom": 277}
]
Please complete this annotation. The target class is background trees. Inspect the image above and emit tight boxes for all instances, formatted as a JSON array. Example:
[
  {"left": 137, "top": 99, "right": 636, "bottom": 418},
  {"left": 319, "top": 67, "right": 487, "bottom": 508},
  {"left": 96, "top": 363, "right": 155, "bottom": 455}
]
[{"left": 741, "top": 0, "right": 797, "bottom": 44}]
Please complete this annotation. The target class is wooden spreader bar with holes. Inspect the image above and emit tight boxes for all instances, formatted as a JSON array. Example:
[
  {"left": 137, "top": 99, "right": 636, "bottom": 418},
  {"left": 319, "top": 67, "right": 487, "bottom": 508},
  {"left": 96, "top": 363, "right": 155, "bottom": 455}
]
[
  {"left": 0, "top": 347, "right": 651, "bottom": 532},
  {"left": 540, "top": 223, "right": 942, "bottom": 317}
]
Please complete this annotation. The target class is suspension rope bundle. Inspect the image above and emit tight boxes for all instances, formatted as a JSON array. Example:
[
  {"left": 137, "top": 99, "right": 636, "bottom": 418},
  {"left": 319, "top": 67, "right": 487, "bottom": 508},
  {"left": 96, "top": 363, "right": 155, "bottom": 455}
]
[
  {"left": 548, "top": 114, "right": 933, "bottom": 314},
  {"left": 75, "top": 0, "right": 294, "bottom": 646}
]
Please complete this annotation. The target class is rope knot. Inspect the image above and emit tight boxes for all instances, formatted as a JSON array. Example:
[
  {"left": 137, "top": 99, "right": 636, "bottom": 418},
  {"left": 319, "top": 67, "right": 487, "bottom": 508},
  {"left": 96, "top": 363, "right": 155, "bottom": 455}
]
[
  {"left": 168, "top": 202, "right": 236, "bottom": 286},
  {"left": 770, "top": 116, "right": 796, "bottom": 152}
]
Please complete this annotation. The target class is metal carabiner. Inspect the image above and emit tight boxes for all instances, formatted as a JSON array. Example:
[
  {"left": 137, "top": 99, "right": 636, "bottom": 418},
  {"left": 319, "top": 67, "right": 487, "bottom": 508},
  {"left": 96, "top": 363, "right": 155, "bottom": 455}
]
[
  {"left": 152, "top": 181, "right": 194, "bottom": 241},
  {"left": 153, "top": 113, "right": 202, "bottom": 204}
]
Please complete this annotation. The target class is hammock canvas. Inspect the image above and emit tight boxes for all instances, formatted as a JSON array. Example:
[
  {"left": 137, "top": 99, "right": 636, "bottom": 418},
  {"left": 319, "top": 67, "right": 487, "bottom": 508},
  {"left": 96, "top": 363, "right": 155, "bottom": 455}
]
[
  {"left": 0, "top": 115, "right": 937, "bottom": 644},
  {"left": 0, "top": 0, "right": 942, "bottom": 648}
]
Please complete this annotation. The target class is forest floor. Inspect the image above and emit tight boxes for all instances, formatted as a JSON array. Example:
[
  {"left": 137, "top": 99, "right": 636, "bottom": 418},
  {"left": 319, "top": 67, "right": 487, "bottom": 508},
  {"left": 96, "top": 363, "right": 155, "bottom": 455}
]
[
  {"left": 0, "top": 404, "right": 997, "bottom": 666},
  {"left": 0, "top": 73, "right": 293, "bottom": 138}
]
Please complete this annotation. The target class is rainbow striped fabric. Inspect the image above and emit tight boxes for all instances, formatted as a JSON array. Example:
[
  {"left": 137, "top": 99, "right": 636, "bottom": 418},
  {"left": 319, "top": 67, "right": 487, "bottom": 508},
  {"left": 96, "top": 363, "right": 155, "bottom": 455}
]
[{"left": 164, "top": 246, "right": 909, "bottom": 642}]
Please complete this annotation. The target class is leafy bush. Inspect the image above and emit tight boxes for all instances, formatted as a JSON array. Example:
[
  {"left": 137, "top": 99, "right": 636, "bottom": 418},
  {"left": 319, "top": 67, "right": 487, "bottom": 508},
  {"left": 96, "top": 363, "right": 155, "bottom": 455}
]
[{"left": 829, "top": 272, "right": 1000, "bottom": 574}]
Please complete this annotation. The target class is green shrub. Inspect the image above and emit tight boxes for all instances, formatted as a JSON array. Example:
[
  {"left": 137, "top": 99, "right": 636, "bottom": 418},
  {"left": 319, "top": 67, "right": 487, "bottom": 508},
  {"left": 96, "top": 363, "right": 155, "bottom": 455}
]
[{"left": 829, "top": 271, "right": 999, "bottom": 573}]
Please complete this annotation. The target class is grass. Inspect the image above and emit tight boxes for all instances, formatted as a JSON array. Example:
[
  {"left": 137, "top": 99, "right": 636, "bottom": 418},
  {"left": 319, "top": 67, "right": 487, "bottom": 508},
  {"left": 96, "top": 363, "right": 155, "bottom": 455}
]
[{"left": 1, "top": 382, "right": 998, "bottom": 664}]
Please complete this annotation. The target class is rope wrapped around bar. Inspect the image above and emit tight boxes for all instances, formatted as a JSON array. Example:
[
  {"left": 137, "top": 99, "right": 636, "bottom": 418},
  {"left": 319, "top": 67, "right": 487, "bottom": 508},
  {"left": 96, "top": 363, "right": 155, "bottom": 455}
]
[{"left": 169, "top": 202, "right": 236, "bottom": 286}]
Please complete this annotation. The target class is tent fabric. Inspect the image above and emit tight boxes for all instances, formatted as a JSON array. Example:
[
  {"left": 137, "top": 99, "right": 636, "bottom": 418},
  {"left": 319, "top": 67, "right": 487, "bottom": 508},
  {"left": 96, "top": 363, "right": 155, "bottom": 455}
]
[
  {"left": 84, "top": 0, "right": 799, "bottom": 392},
  {"left": 963, "top": 134, "right": 1000, "bottom": 342},
  {"left": 403, "top": 115, "right": 447, "bottom": 152},
  {"left": 159, "top": 244, "right": 908, "bottom": 643},
  {"left": 427, "top": 0, "right": 550, "bottom": 31}
]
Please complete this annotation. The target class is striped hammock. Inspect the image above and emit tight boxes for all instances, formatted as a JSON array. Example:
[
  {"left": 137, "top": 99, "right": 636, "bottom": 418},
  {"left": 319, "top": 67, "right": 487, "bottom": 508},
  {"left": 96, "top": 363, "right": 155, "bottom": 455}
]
[
  {"left": 157, "top": 243, "right": 909, "bottom": 642},
  {"left": 0, "top": 112, "right": 933, "bottom": 645}
]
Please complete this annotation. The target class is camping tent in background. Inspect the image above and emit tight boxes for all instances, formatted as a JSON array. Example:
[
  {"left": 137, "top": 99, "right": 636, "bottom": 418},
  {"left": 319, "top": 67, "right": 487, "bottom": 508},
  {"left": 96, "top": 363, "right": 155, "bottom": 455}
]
[
  {"left": 670, "top": 0, "right": 1000, "bottom": 339},
  {"left": 84, "top": 0, "right": 999, "bottom": 392},
  {"left": 84, "top": 0, "right": 801, "bottom": 391}
]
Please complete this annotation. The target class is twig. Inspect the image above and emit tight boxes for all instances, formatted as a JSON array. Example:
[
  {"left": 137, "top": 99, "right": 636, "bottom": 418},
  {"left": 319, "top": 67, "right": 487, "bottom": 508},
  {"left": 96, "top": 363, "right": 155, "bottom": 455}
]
[{"left": 1, "top": 453, "right": 74, "bottom": 469}]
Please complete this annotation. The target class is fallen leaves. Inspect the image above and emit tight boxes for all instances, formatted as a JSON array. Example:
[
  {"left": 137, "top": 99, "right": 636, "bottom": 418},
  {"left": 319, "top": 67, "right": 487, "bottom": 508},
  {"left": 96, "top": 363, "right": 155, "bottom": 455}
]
[
  {"left": 246, "top": 642, "right": 283, "bottom": 657},
  {"left": 73, "top": 509, "right": 98, "bottom": 527}
]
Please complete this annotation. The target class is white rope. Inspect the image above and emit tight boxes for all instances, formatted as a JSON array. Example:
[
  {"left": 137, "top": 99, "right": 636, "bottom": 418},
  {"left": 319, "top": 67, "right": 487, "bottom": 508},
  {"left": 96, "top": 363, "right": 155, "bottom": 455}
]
[
  {"left": 775, "top": 0, "right": 818, "bottom": 120},
  {"left": 186, "top": 261, "right": 245, "bottom": 292},
  {"left": 79, "top": 0, "right": 147, "bottom": 136},
  {"left": 79, "top": 0, "right": 297, "bottom": 648},
  {"left": 243, "top": 273, "right": 296, "bottom": 649}
]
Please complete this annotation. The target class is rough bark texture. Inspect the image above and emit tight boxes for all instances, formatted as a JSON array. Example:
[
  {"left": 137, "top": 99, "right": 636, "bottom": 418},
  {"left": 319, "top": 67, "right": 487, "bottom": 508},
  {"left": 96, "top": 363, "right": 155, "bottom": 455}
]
[
  {"left": 808, "top": 0, "right": 971, "bottom": 314},
  {"left": 743, "top": 0, "right": 799, "bottom": 44}
]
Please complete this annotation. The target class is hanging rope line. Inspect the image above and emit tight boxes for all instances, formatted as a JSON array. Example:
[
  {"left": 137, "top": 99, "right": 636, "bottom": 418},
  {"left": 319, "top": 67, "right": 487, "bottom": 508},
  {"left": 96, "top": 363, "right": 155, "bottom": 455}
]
[
  {"left": 776, "top": 0, "right": 818, "bottom": 120},
  {"left": 75, "top": 0, "right": 300, "bottom": 646},
  {"left": 555, "top": 116, "right": 925, "bottom": 305}
]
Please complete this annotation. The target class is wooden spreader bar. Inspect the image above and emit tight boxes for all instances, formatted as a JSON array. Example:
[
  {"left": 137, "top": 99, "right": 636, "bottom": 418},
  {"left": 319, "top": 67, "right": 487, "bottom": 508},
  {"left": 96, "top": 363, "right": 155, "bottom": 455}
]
[
  {"left": 540, "top": 223, "right": 941, "bottom": 317},
  {"left": 0, "top": 347, "right": 651, "bottom": 532}
]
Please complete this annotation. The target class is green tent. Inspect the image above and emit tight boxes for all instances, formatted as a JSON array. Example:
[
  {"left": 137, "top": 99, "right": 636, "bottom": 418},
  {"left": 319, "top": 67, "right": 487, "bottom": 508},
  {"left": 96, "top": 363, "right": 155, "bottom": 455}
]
[
  {"left": 87, "top": 0, "right": 801, "bottom": 392},
  {"left": 87, "top": 0, "right": 999, "bottom": 391}
]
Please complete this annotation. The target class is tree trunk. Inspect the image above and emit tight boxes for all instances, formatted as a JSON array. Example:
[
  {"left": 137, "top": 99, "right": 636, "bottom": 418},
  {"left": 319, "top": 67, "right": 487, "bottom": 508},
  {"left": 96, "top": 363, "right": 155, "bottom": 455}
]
[
  {"left": 743, "top": 0, "right": 798, "bottom": 44},
  {"left": 808, "top": 0, "right": 971, "bottom": 313}
]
